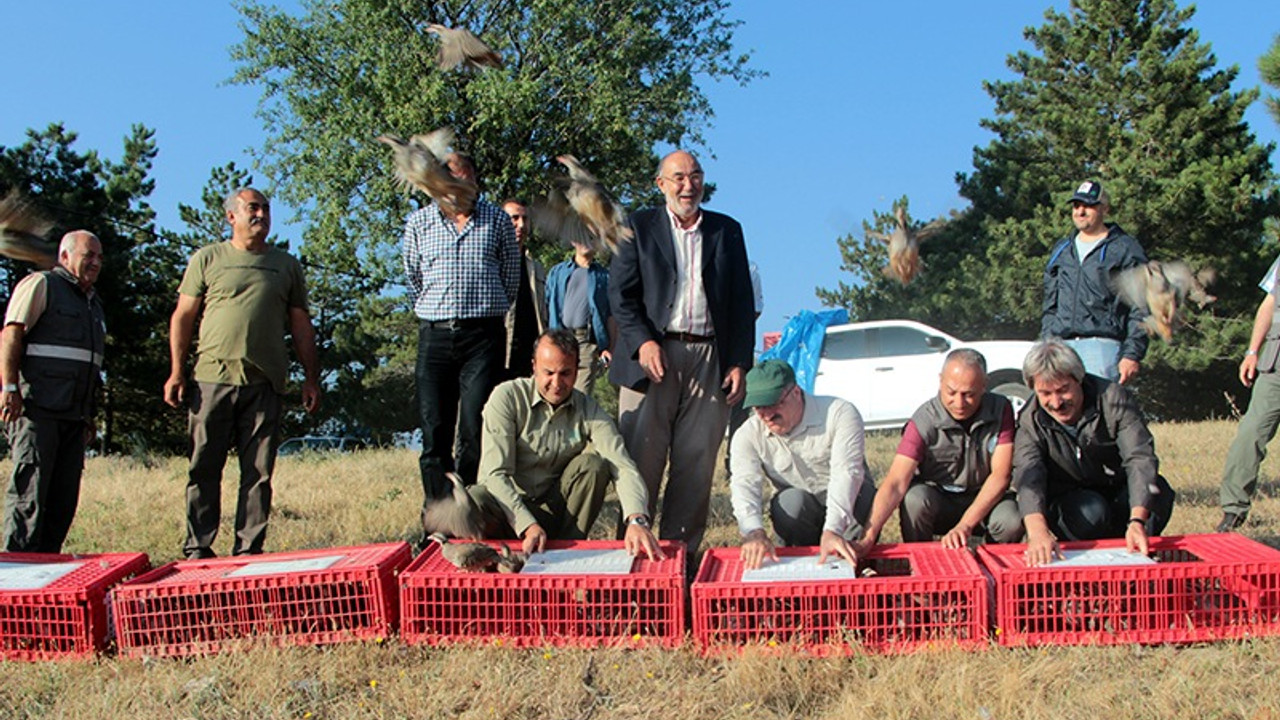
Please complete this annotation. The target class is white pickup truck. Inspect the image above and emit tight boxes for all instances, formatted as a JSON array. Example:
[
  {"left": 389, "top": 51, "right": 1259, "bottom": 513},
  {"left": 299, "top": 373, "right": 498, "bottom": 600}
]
[{"left": 812, "top": 319, "right": 1035, "bottom": 431}]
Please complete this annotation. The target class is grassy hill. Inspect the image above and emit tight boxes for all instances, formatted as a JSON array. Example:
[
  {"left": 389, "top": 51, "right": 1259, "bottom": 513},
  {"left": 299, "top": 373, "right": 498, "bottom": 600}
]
[{"left": 3, "top": 420, "right": 1280, "bottom": 719}]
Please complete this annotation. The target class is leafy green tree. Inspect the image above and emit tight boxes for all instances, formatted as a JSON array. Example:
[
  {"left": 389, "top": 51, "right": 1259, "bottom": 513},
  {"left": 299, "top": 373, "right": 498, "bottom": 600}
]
[
  {"left": 819, "top": 0, "right": 1279, "bottom": 419},
  {"left": 0, "top": 123, "right": 185, "bottom": 452},
  {"left": 228, "top": 0, "right": 758, "bottom": 437}
]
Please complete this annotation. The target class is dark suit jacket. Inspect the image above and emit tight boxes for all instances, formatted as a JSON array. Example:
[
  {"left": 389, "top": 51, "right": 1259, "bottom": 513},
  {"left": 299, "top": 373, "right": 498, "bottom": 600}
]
[{"left": 608, "top": 206, "right": 756, "bottom": 390}]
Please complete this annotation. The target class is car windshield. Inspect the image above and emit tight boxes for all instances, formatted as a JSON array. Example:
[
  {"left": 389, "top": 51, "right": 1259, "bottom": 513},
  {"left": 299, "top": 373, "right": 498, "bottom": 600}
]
[{"left": 878, "top": 326, "right": 941, "bottom": 356}]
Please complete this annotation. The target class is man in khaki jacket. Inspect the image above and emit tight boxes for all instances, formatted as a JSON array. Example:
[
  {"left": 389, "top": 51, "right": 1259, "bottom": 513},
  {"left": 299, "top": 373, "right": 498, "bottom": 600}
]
[{"left": 471, "top": 329, "right": 662, "bottom": 560}]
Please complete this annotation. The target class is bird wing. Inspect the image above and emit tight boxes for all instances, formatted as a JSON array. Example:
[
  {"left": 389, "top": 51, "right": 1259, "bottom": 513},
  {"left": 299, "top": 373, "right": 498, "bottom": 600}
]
[
  {"left": 412, "top": 128, "right": 455, "bottom": 162},
  {"left": 0, "top": 191, "right": 56, "bottom": 268},
  {"left": 533, "top": 156, "right": 632, "bottom": 255},
  {"left": 432, "top": 25, "right": 503, "bottom": 70},
  {"left": 530, "top": 186, "right": 601, "bottom": 251},
  {"left": 913, "top": 218, "right": 947, "bottom": 241},
  {"left": 421, "top": 473, "right": 483, "bottom": 539},
  {"left": 1111, "top": 264, "right": 1155, "bottom": 312},
  {"left": 565, "top": 182, "right": 631, "bottom": 255},
  {"left": 451, "top": 543, "right": 502, "bottom": 571},
  {"left": 377, "top": 132, "right": 477, "bottom": 215},
  {"left": 1159, "top": 261, "right": 1195, "bottom": 296}
]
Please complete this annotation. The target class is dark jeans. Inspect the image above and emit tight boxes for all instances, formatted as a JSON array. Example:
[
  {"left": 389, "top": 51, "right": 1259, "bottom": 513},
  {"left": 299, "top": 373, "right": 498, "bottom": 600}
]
[
  {"left": 1048, "top": 475, "right": 1176, "bottom": 540},
  {"left": 4, "top": 415, "right": 86, "bottom": 553},
  {"left": 416, "top": 317, "right": 505, "bottom": 499},
  {"left": 899, "top": 486, "right": 1024, "bottom": 543}
]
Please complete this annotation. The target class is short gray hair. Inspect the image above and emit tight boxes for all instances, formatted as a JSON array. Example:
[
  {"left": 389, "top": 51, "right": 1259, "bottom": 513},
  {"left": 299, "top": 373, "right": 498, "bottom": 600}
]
[
  {"left": 944, "top": 348, "right": 987, "bottom": 375},
  {"left": 1022, "top": 338, "right": 1086, "bottom": 387},
  {"left": 59, "top": 230, "right": 99, "bottom": 256},
  {"left": 223, "top": 187, "right": 266, "bottom": 213}
]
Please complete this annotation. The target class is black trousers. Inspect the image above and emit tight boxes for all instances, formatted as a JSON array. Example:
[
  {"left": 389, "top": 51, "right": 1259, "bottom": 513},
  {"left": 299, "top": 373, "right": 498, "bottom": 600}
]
[{"left": 416, "top": 317, "right": 505, "bottom": 498}]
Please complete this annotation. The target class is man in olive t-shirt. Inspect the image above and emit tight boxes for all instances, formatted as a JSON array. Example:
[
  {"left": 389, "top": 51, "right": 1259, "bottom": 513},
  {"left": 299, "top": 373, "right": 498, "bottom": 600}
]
[{"left": 164, "top": 188, "right": 321, "bottom": 559}]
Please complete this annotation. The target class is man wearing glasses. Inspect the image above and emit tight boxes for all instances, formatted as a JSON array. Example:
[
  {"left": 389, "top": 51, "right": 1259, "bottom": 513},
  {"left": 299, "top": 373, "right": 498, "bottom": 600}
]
[
  {"left": 727, "top": 360, "right": 874, "bottom": 569},
  {"left": 609, "top": 150, "right": 756, "bottom": 562}
]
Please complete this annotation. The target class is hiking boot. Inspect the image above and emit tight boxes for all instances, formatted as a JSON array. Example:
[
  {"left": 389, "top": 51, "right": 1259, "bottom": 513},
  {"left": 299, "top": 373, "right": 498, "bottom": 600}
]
[{"left": 1215, "top": 512, "right": 1246, "bottom": 534}]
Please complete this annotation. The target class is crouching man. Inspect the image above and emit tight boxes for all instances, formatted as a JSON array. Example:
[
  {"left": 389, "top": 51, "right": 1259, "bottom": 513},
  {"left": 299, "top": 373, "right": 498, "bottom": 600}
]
[
  {"left": 470, "top": 329, "right": 663, "bottom": 560},
  {"left": 856, "top": 349, "right": 1023, "bottom": 554},
  {"left": 1014, "top": 338, "right": 1175, "bottom": 566},
  {"left": 728, "top": 359, "right": 874, "bottom": 569}
]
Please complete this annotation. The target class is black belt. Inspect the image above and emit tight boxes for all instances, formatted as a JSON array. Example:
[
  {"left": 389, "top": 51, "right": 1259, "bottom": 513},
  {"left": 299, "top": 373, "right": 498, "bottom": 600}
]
[
  {"left": 664, "top": 331, "right": 715, "bottom": 343},
  {"left": 423, "top": 317, "right": 500, "bottom": 331}
]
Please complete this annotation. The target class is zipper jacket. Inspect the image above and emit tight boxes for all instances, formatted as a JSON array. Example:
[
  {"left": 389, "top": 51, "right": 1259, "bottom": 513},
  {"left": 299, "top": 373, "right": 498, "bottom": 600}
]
[
  {"left": 1013, "top": 375, "right": 1159, "bottom": 517},
  {"left": 1041, "top": 223, "right": 1149, "bottom": 362}
]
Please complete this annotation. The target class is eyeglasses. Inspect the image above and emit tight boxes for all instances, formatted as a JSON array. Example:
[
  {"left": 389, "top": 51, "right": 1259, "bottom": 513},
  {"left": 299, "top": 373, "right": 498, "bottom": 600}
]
[{"left": 660, "top": 171, "right": 704, "bottom": 185}]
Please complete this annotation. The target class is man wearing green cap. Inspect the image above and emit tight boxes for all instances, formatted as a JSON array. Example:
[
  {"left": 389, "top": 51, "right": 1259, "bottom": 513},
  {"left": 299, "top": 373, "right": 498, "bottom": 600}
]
[{"left": 728, "top": 359, "right": 874, "bottom": 569}]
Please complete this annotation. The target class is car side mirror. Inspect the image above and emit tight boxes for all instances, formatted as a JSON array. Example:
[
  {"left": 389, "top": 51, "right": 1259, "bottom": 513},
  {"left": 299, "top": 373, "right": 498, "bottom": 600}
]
[{"left": 925, "top": 335, "right": 950, "bottom": 352}]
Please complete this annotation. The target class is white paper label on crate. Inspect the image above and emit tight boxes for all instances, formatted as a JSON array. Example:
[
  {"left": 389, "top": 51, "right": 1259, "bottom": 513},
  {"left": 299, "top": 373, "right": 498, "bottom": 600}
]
[
  {"left": 521, "top": 549, "right": 635, "bottom": 575},
  {"left": 1050, "top": 548, "right": 1157, "bottom": 567},
  {"left": 741, "top": 555, "right": 860, "bottom": 582},
  {"left": 0, "top": 560, "right": 85, "bottom": 590},
  {"left": 225, "top": 554, "right": 346, "bottom": 578}
]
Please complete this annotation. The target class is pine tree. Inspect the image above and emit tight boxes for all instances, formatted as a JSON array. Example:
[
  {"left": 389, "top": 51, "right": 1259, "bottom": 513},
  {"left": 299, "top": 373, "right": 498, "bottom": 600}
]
[
  {"left": 0, "top": 123, "right": 184, "bottom": 453},
  {"left": 1263, "top": 33, "right": 1280, "bottom": 125},
  {"left": 819, "top": 0, "right": 1279, "bottom": 418}
]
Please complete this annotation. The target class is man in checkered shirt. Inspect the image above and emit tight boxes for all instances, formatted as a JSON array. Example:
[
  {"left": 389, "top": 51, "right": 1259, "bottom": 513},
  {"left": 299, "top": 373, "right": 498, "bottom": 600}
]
[{"left": 401, "top": 151, "right": 520, "bottom": 515}]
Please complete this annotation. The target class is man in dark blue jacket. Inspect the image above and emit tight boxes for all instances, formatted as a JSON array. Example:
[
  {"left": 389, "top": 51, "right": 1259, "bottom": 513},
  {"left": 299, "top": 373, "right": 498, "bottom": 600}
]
[{"left": 1041, "top": 180, "right": 1148, "bottom": 384}]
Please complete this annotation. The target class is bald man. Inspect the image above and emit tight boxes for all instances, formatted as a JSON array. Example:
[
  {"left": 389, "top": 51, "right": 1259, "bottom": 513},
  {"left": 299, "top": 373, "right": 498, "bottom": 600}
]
[
  {"left": 2, "top": 230, "right": 105, "bottom": 552},
  {"left": 855, "top": 349, "right": 1022, "bottom": 557},
  {"left": 609, "top": 150, "right": 756, "bottom": 559}
]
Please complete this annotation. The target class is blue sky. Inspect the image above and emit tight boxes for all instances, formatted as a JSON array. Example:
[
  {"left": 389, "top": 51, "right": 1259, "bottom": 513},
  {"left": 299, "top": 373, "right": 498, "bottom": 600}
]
[{"left": 3, "top": 1, "right": 1279, "bottom": 345}]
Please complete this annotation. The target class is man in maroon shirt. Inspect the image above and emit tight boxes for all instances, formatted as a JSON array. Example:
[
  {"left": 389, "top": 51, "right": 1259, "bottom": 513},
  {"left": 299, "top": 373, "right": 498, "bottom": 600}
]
[{"left": 856, "top": 349, "right": 1022, "bottom": 552}]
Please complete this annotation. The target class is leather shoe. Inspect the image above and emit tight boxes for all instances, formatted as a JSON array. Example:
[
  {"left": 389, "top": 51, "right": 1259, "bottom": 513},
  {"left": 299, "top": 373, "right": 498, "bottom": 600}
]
[{"left": 1215, "top": 512, "right": 1246, "bottom": 533}]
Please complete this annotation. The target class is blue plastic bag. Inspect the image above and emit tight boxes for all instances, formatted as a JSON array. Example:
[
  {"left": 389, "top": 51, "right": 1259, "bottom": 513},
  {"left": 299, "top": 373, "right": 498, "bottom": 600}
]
[{"left": 758, "top": 308, "right": 848, "bottom": 393}]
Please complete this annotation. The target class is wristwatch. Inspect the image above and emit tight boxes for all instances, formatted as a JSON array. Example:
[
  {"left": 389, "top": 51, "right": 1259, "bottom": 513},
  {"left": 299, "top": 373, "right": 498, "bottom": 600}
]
[
  {"left": 627, "top": 514, "right": 651, "bottom": 528},
  {"left": 2, "top": 384, "right": 17, "bottom": 393},
  {"left": 1246, "top": 349, "right": 1259, "bottom": 356}
]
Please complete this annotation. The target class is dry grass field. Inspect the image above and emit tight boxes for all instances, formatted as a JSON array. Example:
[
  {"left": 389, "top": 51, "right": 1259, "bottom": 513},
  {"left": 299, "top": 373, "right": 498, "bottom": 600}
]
[{"left": 4, "top": 420, "right": 1280, "bottom": 719}]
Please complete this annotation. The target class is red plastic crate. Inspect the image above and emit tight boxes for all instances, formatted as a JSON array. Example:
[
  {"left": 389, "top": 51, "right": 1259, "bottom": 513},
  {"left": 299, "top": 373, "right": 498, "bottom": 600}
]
[
  {"left": 978, "top": 533, "right": 1280, "bottom": 647},
  {"left": 1, "top": 552, "right": 150, "bottom": 661},
  {"left": 111, "top": 542, "right": 411, "bottom": 658},
  {"left": 400, "top": 539, "right": 685, "bottom": 648},
  {"left": 691, "top": 543, "right": 989, "bottom": 654}
]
